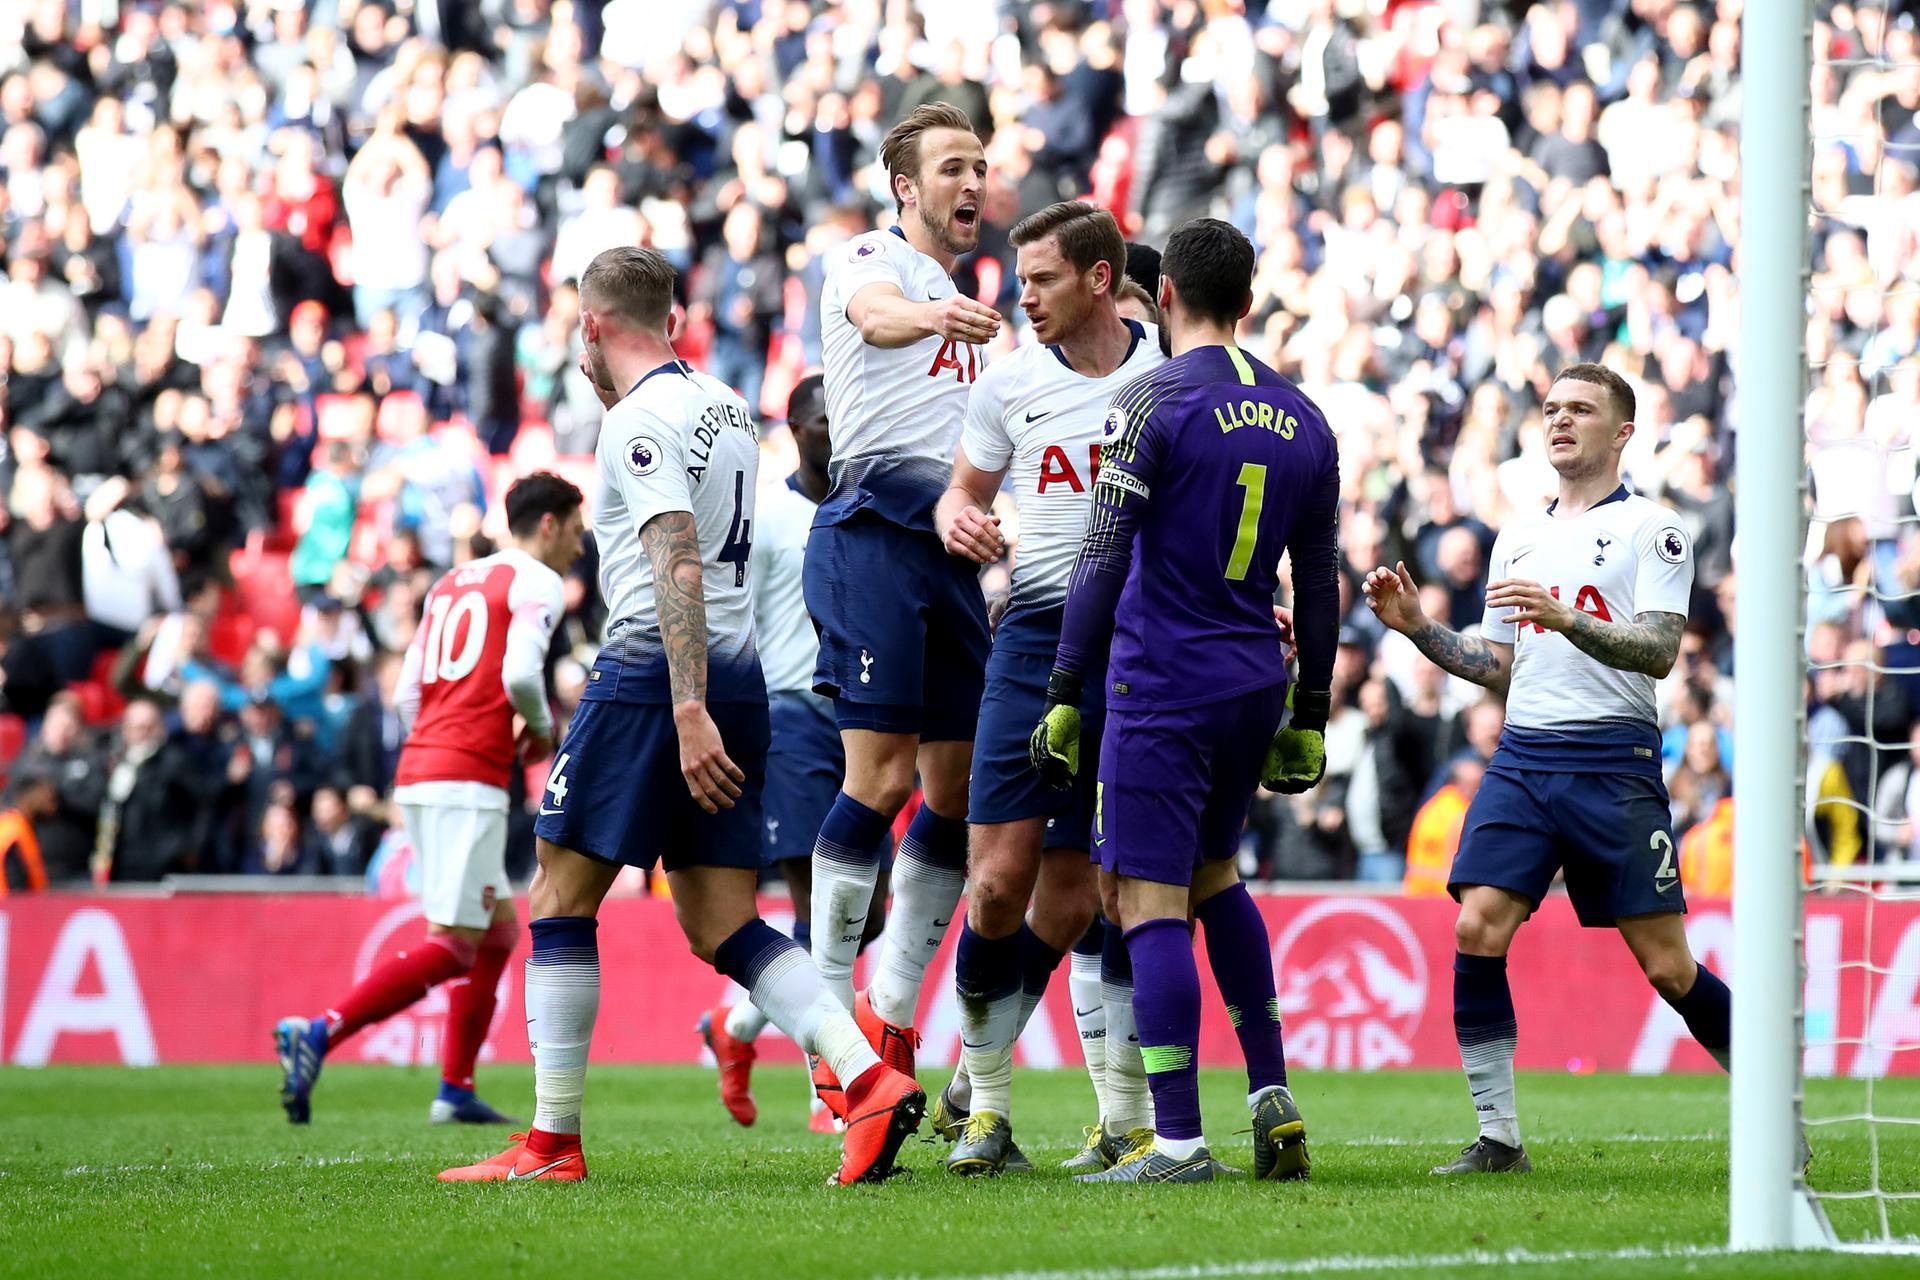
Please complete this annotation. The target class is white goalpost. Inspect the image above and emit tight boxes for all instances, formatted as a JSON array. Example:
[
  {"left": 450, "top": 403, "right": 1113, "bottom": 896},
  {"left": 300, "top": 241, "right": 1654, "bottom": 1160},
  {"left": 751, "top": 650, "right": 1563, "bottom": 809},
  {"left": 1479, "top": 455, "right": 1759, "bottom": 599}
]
[{"left": 1733, "top": 0, "right": 1920, "bottom": 1253}]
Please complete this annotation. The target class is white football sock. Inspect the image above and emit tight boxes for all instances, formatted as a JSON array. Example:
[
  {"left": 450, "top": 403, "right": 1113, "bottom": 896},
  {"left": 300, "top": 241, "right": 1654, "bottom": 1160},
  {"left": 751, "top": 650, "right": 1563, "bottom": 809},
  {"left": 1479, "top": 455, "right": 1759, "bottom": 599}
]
[
  {"left": 1068, "top": 951, "right": 1110, "bottom": 1118},
  {"left": 526, "top": 951, "right": 599, "bottom": 1136},
  {"left": 811, "top": 857, "right": 880, "bottom": 1012},
  {"left": 813, "top": 1008, "right": 882, "bottom": 1087},
  {"left": 960, "top": 987, "right": 1024, "bottom": 1118},
  {"left": 1154, "top": 1133, "right": 1206, "bottom": 1160},
  {"left": 868, "top": 852, "right": 966, "bottom": 1028},
  {"left": 946, "top": 1057, "right": 973, "bottom": 1110},
  {"left": 1462, "top": 1030, "right": 1521, "bottom": 1148},
  {"left": 1102, "top": 974, "right": 1153, "bottom": 1133},
  {"left": 742, "top": 941, "right": 882, "bottom": 1086},
  {"left": 724, "top": 999, "right": 769, "bottom": 1044}
]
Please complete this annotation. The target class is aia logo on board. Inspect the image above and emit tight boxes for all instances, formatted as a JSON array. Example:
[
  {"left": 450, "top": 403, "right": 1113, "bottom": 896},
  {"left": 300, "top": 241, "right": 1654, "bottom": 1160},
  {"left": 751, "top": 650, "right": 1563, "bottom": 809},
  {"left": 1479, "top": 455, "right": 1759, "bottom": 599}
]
[{"left": 1272, "top": 898, "right": 1428, "bottom": 1071}]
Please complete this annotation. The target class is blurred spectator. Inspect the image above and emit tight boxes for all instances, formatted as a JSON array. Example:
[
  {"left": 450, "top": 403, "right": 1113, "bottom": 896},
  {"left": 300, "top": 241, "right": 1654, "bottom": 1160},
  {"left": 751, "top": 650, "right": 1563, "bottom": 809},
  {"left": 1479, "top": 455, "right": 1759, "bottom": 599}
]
[
  {"left": 693, "top": 202, "right": 783, "bottom": 413},
  {"left": 1667, "top": 720, "right": 1732, "bottom": 834},
  {"left": 96, "top": 699, "right": 200, "bottom": 882},
  {"left": 304, "top": 784, "right": 382, "bottom": 875},
  {"left": 243, "top": 799, "right": 310, "bottom": 876},
  {"left": 1405, "top": 759, "right": 1484, "bottom": 899},
  {"left": 292, "top": 441, "right": 363, "bottom": 599},
  {"left": 11, "top": 695, "right": 100, "bottom": 884},
  {"left": 0, "top": 769, "right": 54, "bottom": 895}
]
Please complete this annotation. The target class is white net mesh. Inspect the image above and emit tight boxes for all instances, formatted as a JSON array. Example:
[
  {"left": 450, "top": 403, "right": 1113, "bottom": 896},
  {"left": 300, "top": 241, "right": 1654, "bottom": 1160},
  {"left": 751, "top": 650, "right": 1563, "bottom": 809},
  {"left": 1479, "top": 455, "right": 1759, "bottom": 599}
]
[{"left": 1799, "top": 1, "right": 1920, "bottom": 1248}]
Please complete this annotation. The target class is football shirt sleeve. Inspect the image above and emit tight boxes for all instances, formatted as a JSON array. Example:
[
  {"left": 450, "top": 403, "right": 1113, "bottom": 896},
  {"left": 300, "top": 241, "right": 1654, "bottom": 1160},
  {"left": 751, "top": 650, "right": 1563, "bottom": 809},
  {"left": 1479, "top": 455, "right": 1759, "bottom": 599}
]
[
  {"left": 958, "top": 368, "right": 1013, "bottom": 472},
  {"left": 830, "top": 236, "right": 910, "bottom": 316},
  {"left": 1052, "top": 391, "right": 1167, "bottom": 680},
  {"left": 1633, "top": 512, "right": 1695, "bottom": 617},
  {"left": 501, "top": 566, "right": 564, "bottom": 739},
  {"left": 1286, "top": 456, "right": 1342, "bottom": 694},
  {"left": 1479, "top": 529, "right": 1518, "bottom": 644},
  {"left": 608, "top": 407, "right": 694, "bottom": 534}
]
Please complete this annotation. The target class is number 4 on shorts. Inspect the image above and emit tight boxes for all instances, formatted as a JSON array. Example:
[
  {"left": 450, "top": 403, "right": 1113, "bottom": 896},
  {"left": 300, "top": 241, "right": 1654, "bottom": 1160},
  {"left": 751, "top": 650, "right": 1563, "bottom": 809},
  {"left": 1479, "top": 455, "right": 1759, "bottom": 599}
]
[{"left": 544, "top": 753, "right": 572, "bottom": 811}]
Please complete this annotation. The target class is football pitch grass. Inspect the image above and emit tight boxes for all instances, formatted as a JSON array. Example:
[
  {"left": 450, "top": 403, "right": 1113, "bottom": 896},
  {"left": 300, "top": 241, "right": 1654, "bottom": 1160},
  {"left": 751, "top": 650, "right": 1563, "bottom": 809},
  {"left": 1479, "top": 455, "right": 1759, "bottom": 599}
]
[{"left": 4, "top": 1066, "right": 1917, "bottom": 1278}]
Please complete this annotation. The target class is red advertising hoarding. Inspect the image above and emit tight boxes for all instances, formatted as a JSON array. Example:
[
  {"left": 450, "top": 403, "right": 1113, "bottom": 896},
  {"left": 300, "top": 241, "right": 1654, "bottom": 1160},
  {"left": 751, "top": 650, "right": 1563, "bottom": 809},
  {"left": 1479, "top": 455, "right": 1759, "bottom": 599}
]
[{"left": 2, "top": 892, "right": 1915, "bottom": 1076}]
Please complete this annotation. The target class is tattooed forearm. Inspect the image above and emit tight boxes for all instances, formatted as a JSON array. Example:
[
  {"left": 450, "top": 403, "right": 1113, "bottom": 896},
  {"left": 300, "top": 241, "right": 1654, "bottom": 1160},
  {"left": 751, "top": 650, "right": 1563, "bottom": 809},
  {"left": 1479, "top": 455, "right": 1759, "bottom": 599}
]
[
  {"left": 639, "top": 510, "right": 708, "bottom": 706},
  {"left": 1409, "top": 620, "right": 1512, "bottom": 694},
  {"left": 1562, "top": 610, "right": 1685, "bottom": 678}
]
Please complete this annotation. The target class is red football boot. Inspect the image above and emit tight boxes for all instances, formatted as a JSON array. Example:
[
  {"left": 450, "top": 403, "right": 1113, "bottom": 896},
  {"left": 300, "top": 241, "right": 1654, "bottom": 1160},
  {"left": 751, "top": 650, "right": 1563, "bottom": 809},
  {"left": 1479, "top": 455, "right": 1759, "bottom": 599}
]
[
  {"left": 809, "top": 1052, "right": 849, "bottom": 1121},
  {"left": 697, "top": 1005, "right": 758, "bottom": 1127},
  {"left": 438, "top": 1132, "right": 586, "bottom": 1183},
  {"left": 854, "top": 989, "right": 920, "bottom": 1079},
  {"left": 808, "top": 1101, "right": 843, "bottom": 1134},
  {"left": 833, "top": 1065, "right": 926, "bottom": 1186}
]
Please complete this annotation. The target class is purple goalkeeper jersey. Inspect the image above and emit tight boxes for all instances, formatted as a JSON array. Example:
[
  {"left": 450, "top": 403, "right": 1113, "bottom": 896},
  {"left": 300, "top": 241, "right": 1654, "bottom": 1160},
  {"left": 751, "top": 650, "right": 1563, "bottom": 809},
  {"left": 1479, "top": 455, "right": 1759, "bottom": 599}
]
[{"left": 1054, "top": 344, "right": 1341, "bottom": 711}]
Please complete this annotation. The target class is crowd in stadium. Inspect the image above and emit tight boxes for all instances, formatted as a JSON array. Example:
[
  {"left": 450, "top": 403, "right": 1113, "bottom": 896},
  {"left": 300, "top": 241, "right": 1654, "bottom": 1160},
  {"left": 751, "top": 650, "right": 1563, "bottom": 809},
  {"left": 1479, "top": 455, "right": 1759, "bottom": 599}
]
[{"left": 0, "top": 0, "right": 1915, "bottom": 895}]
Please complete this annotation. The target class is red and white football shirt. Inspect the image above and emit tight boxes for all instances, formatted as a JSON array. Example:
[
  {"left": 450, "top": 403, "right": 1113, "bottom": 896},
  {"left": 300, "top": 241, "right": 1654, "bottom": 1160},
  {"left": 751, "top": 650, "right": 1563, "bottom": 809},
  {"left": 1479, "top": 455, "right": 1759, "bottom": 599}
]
[{"left": 394, "top": 548, "right": 565, "bottom": 797}]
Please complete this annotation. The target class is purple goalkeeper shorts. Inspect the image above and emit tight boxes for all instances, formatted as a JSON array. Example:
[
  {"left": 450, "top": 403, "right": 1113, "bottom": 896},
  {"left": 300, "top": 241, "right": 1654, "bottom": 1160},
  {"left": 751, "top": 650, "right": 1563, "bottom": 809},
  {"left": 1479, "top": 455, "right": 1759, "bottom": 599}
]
[{"left": 1092, "top": 682, "right": 1289, "bottom": 887}]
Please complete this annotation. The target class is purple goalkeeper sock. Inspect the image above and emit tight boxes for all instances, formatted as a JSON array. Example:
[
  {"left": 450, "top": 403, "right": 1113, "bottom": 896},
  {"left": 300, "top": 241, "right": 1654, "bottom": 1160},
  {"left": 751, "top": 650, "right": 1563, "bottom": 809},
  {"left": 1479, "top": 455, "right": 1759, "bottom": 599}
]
[
  {"left": 1124, "top": 917, "right": 1203, "bottom": 1142},
  {"left": 1195, "top": 881, "right": 1288, "bottom": 1092},
  {"left": 1666, "top": 963, "right": 1732, "bottom": 1070}
]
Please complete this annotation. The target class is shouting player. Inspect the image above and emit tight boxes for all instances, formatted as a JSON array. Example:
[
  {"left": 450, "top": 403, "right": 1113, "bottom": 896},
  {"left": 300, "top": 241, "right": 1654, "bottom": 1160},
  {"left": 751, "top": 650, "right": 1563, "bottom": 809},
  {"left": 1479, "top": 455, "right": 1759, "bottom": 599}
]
[
  {"left": 274, "top": 472, "right": 585, "bottom": 1125},
  {"left": 440, "top": 247, "right": 922, "bottom": 1187},
  {"left": 697, "top": 373, "right": 891, "bottom": 1133},
  {"left": 1362, "top": 363, "right": 1731, "bottom": 1176},
  {"left": 807, "top": 102, "right": 1000, "bottom": 1086},
  {"left": 1032, "top": 218, "right": 1340, "bottom": 1184},
  {"left": 930, "top": 201, "right": 1165, "bottom": 1176}
]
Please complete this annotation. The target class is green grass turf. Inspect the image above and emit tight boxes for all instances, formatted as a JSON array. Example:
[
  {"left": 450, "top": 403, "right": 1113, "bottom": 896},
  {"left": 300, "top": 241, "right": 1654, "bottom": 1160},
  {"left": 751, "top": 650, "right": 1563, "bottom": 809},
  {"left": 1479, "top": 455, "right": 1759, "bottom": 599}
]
[{"left": 1, "top": 1065, "right": 1916, "bottom": 1278}]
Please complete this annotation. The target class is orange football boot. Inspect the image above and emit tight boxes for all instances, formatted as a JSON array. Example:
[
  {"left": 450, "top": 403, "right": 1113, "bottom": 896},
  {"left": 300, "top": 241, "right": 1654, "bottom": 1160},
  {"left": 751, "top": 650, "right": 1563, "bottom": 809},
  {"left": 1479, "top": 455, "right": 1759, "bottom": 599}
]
[
  {"left": 809, "top": 1052, "right": 850, "bottom": 1121},
  {"left": 854, "top": 989, "right": 920, "bottom": 1079},
  {"left": 697, "top": 1005, "right": 758, "bottom": 1127},
  {"left": 833, "top": 1065, "right": 926, "bottom": 1186},
  {"left": 438, "top": 1133, "right": 586, "bottom": 1183}
]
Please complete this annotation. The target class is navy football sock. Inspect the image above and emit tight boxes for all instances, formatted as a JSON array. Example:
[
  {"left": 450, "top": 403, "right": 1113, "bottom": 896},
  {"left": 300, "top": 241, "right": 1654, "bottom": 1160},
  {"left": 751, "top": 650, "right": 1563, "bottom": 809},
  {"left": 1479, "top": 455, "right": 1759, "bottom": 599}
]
[
  {"left": 1453, "top": 951, "right": 1520, "bottom": 1147},
  {"left": 1195, "top": 882, "right": 1288, "bottom": 1095},
  {"left": 1125, "top": 917, "right": 1203, "bottom": 1145},
  {"left": 1016, "top": 923, "right": 1068, "bottom": 1035},
  {"left": 1667, "top": 963, "right": 1732, "bottom": 1071}
]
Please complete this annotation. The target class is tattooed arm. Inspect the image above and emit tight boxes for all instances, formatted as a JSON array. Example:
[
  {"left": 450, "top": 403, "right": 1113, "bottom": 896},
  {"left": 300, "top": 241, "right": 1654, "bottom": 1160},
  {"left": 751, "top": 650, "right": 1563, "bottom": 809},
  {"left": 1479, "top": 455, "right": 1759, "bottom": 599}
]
[
  {"left": 1561, "top": 610, "right": 1685, "bottom": 678},
  {"left": 1363, "top": 561, "right": 1514, "bottom": 696},
  {"left": 639, "top": 510, "right": 743, "bottom": 813}
]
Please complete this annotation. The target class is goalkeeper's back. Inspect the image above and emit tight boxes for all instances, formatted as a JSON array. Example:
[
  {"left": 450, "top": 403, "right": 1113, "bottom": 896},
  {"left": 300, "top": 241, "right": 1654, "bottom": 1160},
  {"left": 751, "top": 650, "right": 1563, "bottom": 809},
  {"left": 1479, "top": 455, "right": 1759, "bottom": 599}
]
[{"left": 1082, "top": 342, "right": 1340, "bottom": 711}]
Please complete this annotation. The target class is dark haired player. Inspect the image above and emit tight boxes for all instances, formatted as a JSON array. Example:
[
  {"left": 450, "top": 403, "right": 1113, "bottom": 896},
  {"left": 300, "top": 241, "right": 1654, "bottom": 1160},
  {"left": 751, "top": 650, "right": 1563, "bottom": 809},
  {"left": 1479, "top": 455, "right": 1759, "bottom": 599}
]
[
  {"left": 1363, "top": 363, "right": 1732, "bottom": 1176},
  {"left": 931, "top": 201, "right": 1165, "bottom": 1176},
  {"left": 1031, "top": 218, "right": 1340, "bottom": 1184},
  {"left": 275, "top": 472, "right": 586, "bottom": 1127}
]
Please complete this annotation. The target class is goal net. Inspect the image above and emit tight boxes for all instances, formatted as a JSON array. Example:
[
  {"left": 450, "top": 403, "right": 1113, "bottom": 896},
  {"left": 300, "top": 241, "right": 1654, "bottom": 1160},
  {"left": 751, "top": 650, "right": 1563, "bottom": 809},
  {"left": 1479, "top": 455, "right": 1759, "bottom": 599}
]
[{"left": 1733, "top": 0, "right": 1920, "bottom": 1252}]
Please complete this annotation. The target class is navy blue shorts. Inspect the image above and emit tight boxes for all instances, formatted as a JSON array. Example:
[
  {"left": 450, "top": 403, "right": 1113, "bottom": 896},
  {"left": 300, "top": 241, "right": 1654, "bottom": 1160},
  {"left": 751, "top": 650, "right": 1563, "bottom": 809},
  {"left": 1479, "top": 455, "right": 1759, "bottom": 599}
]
[
  {"left": 1094, "top": 684, "right": 1288, "bottom": 887},
  {"left": 1450, "top": 766, "right": 1687, "bottom": 927},
  {"left": 762, "top": 690, "right": 844, "bottom": 868},
  {"left": 968, "top": 612, "right": 1103, "bottom": 850},
  {"left": 534, "top": 666, "right": 769, "bottom": 873},
  {"left": 803, "top": 512, "right": 989, "bottom": 740}
]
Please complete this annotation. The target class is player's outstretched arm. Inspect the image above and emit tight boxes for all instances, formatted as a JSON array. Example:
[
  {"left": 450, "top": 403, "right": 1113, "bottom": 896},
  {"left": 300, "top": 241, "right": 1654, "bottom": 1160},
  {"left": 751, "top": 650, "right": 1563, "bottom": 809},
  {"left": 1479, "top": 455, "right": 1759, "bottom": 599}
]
[
  {"left": 1364, "top": 561, "right": 1513, "bottom": 696},
  {"left": 847, "top": 283, "right": 1001, "bottom": 349},
  {"left": 936, "top": 446, "right": 1008, "bottom": 564},
  {"left": 640, "top": 510, "right": 746, "bottom": 814}
]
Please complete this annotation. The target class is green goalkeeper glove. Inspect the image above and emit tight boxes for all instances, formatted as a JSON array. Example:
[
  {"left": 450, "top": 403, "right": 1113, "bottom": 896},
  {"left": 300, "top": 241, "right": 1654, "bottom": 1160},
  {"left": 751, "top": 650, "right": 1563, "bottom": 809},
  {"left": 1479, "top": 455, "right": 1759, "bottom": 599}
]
[
  {"left": 1028, "top": 669, "right": 1084, "bottom": 790},
  {"left": 1262, "top": 686, "right": 1330, "bottom": 794}
]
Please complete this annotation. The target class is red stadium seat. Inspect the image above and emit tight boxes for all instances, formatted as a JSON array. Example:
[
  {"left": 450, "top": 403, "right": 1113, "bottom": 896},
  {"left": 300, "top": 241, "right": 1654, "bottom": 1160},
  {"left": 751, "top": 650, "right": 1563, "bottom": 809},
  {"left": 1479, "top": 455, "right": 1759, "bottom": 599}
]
[
  {"left": 0, "top": 713, "right": 26, "bottom": 767},
  {"left": 208, "top": 611, "right": 258, "bottom": 666},
  {"left": 229, "top": 547, "right": 302, "bottom": 644}
]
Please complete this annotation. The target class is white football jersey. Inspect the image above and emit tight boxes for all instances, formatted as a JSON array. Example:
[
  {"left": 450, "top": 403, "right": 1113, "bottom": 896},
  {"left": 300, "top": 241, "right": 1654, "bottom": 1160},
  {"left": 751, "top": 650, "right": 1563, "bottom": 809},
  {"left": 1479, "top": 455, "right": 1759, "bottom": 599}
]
[
  {"left": 1482, "top": 487, "right": 1693, "bottom": 733},
  {"left": 750, "top": 475, "right": 819, "bottom": 696},
  {"left": 595, "top": 358, "right": 763, "bottom": 701},
  {"left": 960, "top": 322, "right": 1165, "bottom": 614},
  {"left": 818, "top": 226, "right": 985, "bottom": 530}
]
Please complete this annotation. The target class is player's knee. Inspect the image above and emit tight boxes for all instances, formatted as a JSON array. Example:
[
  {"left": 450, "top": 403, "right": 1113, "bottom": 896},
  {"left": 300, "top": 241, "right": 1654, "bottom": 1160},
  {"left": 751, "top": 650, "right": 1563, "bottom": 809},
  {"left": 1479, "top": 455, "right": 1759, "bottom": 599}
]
[
  {"left": 1454, "top": 909, "right": 1514, "bottom": 957},
  {"left": 967, "top": 869, "right": 1027, "bottom": 935},
  {"left": 1638, "top": 948, "right": 1697, "bottom": 1002}
]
